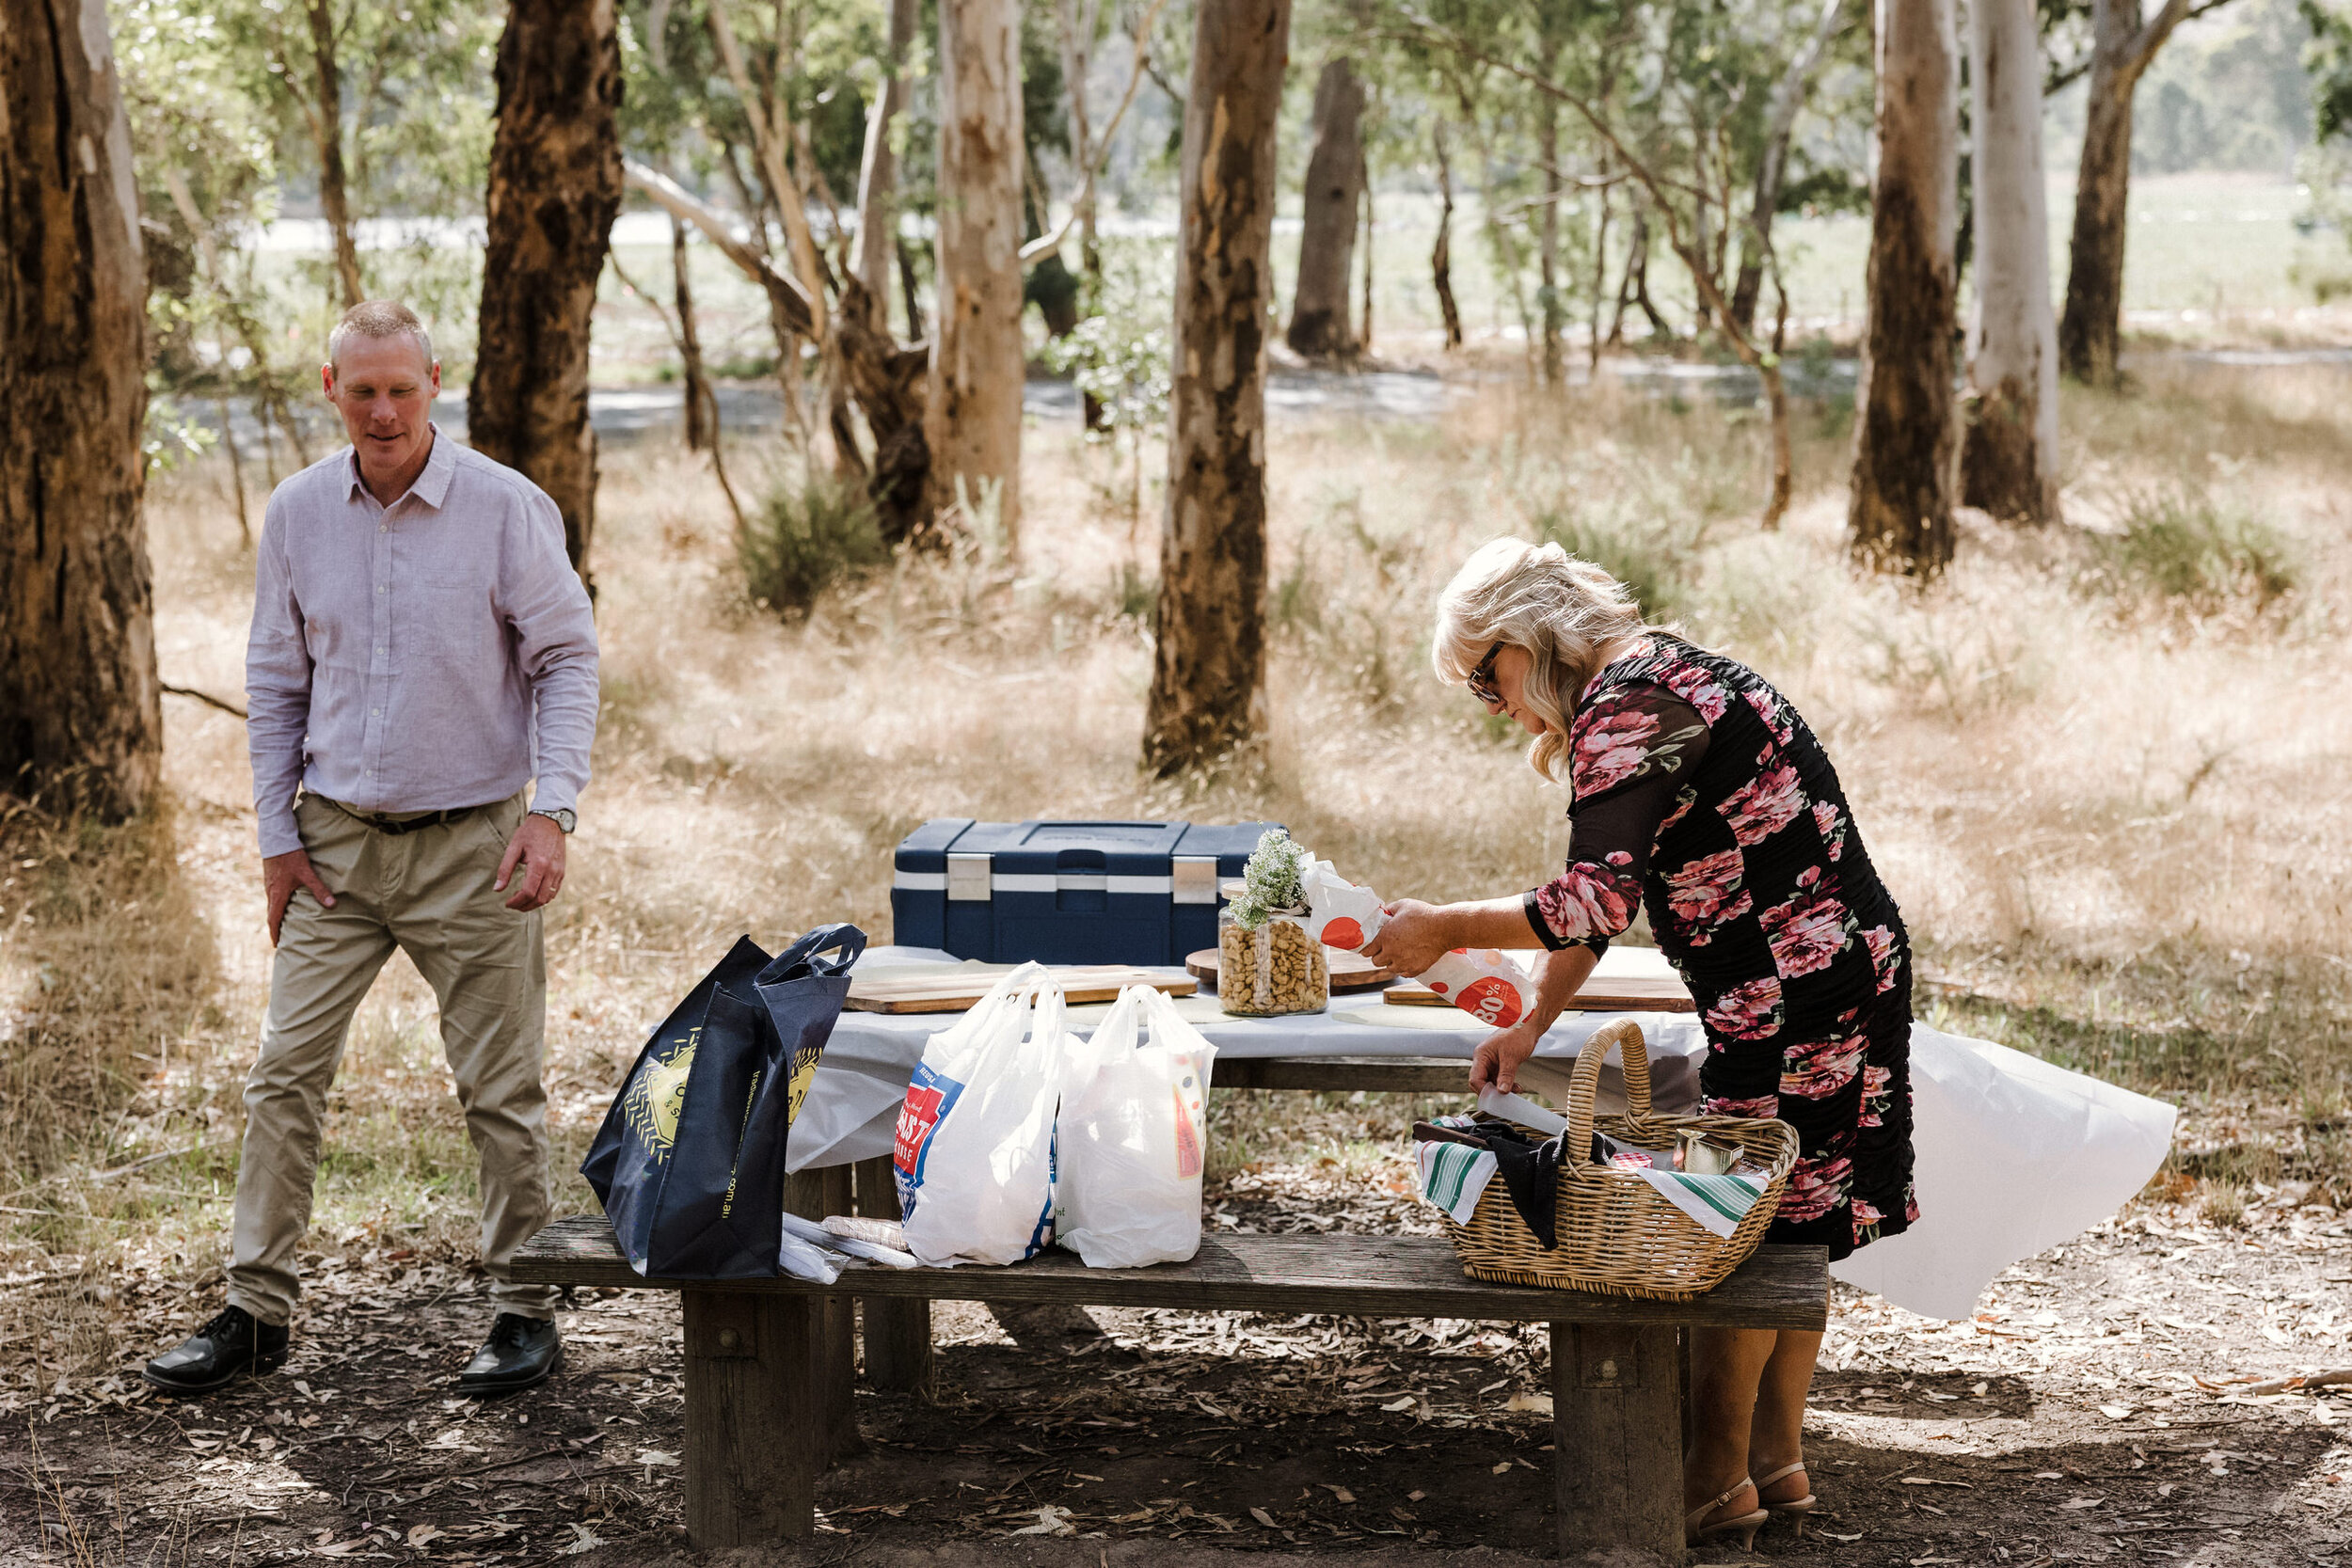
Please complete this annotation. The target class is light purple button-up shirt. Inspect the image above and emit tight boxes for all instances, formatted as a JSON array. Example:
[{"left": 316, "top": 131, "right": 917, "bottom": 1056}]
[{"left": 246, "top": 425, "right": 599, "bottom": 859}]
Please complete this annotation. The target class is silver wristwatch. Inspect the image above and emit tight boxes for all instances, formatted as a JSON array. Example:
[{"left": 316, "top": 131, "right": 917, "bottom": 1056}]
[{"left": 531, "top": 808, "right": 578, "bottom": 834}]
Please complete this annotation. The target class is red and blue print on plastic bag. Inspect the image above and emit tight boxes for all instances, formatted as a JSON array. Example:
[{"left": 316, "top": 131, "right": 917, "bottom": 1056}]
[{"left": 894, "top": 1062, "right": 966, "bottom": 1220}]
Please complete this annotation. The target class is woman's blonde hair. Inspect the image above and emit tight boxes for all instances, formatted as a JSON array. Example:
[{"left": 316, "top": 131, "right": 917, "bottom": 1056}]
[{"left": 1432, "top": 536, "right": 1652, "bottom": 783}]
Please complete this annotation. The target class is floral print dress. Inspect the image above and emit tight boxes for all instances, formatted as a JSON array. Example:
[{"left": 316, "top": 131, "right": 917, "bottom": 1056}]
[{"left": 1525, "top": 634, "right": 1916, "bottom": 1261}]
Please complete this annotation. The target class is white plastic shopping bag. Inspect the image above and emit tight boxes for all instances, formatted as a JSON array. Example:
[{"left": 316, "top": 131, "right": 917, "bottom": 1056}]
[
  {"left": 1056, "top": 985, "right": 1216, "bottom": 1267},
  {"left": 893, "top": 964, "right": 1072, "bottom": 1266}
]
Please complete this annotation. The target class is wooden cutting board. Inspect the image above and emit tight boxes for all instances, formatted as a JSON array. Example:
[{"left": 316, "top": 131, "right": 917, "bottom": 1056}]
[
  {"left": 1184, "top": 948, "right": 1397, "bottom": 993},
  {"left": 846, "top": 965, "right": 1198, "bottom": 1014},
  {"left": 1385, "top": 973, "right": 1696, "bottom": 1013}
]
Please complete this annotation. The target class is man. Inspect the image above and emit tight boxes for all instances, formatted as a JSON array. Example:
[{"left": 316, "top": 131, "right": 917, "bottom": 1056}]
[{"left": 144, "top": 300, "right": 598, "bottom": 1398}]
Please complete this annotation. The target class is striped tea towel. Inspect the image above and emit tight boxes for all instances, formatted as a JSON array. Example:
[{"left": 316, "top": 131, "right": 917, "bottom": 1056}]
[
  {"left": 1636, "top": 1168, "right": 1769, "bottom": 1239},
  {"left": 1416, "top": 1140, "right": 1499, "bottom": 1225}
]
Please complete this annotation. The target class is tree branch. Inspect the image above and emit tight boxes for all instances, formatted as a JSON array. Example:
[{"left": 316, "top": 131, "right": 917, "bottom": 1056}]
[{"left": 623, "top": 159, "right": 818, "bottom": 339}]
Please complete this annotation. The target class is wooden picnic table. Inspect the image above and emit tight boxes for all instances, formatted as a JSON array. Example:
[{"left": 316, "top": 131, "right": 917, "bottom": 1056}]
[{"left": 514, "top": 1212, "right": 1826, "bottom": 1559}]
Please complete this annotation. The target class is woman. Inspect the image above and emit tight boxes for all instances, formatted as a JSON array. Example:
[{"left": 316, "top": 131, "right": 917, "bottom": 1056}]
[{"left": 1362, "top": 537, "right": 1916, "bottom": 1551}]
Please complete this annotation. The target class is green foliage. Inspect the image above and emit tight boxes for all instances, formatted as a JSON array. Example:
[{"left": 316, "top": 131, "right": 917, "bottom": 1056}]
[
  {"left": 738, "top": 471, "right": 891, "bottom": 618},
  {"left": 1532, "top": 500, "right": 1699, "bottom": 625},
  {"left": 1040, "top": 245, "right": 1173, "bottom": 437},
  {"left": 2083, "top": 483, "right": 2301, "bottom": 614}
]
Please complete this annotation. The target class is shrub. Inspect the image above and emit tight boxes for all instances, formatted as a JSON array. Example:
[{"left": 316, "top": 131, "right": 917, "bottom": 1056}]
[
  {"left": 2085, "top": 483, "right": 2299, "bottom": 614},
  {"left": 738, "top": 472, "right": 890, "bottom": 618}
]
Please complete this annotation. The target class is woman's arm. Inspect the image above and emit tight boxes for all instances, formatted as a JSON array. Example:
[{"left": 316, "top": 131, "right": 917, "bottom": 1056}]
[
  {"left": 1361, "top": 894, "right": 1541, "bottom": 974},
  {"left": 1470, "top": 944, "right": 1598, "bottom": 1094}
]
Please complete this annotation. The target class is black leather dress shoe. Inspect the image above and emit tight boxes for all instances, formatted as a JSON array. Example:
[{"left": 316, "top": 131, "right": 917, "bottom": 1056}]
[
  {"left": 454, "top": 1313, "right": 562, "bottom": 1396},
  {"left": 143, "top": 1306, "right": 290, "bottom": 1394}
]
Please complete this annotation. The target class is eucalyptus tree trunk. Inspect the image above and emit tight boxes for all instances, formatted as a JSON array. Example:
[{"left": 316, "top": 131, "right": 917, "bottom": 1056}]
[
  {"left": 2058, "top": 0, "right": 2195, "bottom": 388},
  {"left": 305, "top": 0, "right": 365, "bottom": 309},
  {"left": 928, "top": 0, "right": 1026, "bottom": 543},
  {"left": 1143, "top": 0, "right": 1293, "bottom": 776},
  {"left": 1432, "top": 120, "right": 1464, "bottom": 350},
  {"left": 852, "top": 0, "right": 919, "bottom": 320},
  {"left": 1534, "top": 30, "right": 1565, "bottom": 387},
  {"left": 1848, "top": 0, "right": 1959, "bottom": 577},
  {"left": 1963, "top": 0, "right": 2061, "bottom": 522},
  {"left": 673, "top": 215, "right": 714, "bottom": 452},
  {"left": 470, "top": 0, "right": 624, "bottom": 579},
  {"left": 1286, "top": 57, "right": 1365, "bottom": 359},
  {"left": 0, "top": 0, "right": 163, "bottom": 819}
]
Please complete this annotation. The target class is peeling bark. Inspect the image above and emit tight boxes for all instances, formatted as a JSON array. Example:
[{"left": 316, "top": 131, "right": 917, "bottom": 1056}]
[
  {"left": 0, "top": 0, "right": 163, "bottom": 817},
  {"left": 470, "top": 0, "right": 623, "bottom": 581},
  {"left": 1286, "top": 57, "right": 1365, "bottom": 359},
  {"left": 1963, "top": 0, "right": 2061, "bottom": 522},
  {"left": 1143, "top": 0, "right": 1292, "bottom": 775},
  {"left": 928, "top": 0, "right": 1026, "bottom": 541},
  {"left": 1849, "top": 0, "right": 1961, "bottom": 577}
]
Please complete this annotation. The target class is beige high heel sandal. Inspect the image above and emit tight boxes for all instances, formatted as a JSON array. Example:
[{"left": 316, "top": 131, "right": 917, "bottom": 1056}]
[
  {"left": 1685, "top": 1481, "right": 1768, "bottom": 1550},
  {"left": 1754, "top": 1460, "right": 1819, "bottom": 1518}
]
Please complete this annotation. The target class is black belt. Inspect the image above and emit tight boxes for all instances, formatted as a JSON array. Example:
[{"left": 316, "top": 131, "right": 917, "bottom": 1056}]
[{"left": 320, "top": 797, "right": 487, "bottom": 836}]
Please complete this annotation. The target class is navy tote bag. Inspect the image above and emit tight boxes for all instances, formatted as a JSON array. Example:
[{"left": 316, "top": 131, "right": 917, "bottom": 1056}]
[{"left": 580, "top": 925, "right": 864, "bottom": 1278}]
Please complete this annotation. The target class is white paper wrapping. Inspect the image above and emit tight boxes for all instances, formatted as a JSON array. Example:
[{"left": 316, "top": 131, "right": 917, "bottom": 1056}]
[{"left": 782, "top": 947, "right": 2176, "bottom": 1320}]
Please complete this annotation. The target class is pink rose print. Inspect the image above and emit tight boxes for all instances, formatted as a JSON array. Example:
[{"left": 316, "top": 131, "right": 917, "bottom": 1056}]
[
  {"left": 1862, "top": 925, "right": 1900, "bottom": 994},
  {"left": 1850, "top": 1196, "right": 1885, "bottom": 1243},
  {"left": 1703, "top": 975, "right": 1784, "bottom": 1040},
  {"left": 1704, "top": 1093, "right": 1779, "bottom": 1118},
  {"left": 1662, "top": 849, "right": 1752, "bottom": 946},
  {"left": 1780, "top": 1031, "right": 1866, "bottom": 1100},
  {"left": 1572, "top": 705, "right": 1662, "bottom": 795},
  {"left": 1743, "top": 686, "right": 1796, "bottom": 744},
  {"left": 1534, "top": 863, "right": 1640, "bottom": 945},
  {"left": 1661, "top": 665, "right": 1731, "bottom": 724},
  {"left": 1812, "top": 800, "right": 1847, "bottom": 862},
  {"left": 1777, "top": 1156, "right": 1852, "bottom": 1224},
  {"left": 1859, "top": 1063, "right": 1894, "bottom": 1127},
  {"left": 1904, "top": 1186, "right": 1920, "bottom": 1224},
  {"left": 1660, "top": 784, "right": 1698, "bottom": 832},
  {"left": 1720, "top": 761, "right": 1806, "bottom": 846},
  {"left": 1759, "top": 878, "right": 1855, "bottom": 979}
]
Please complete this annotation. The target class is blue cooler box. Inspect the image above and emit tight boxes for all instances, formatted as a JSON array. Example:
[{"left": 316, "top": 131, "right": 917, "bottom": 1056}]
[{"left": 891, "top": 819, "right": 1283, "bottom": 966}]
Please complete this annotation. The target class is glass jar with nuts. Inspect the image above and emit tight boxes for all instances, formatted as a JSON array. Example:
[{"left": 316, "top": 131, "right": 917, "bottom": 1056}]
[{"left": 1217, "top": 905, "right": 1330, "bottom": 1016}]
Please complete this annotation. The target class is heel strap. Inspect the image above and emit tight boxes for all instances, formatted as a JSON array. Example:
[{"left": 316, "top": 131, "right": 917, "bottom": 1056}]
[
  {"left": 1685, "top": 1481, "right": 1755, "bottom": 1529},
  {"left": 1754, "top": 1461, "right": 1807, "bottom": 1490}
]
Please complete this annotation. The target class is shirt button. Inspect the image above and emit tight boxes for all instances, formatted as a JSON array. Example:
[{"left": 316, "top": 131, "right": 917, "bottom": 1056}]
[
  {"left": 379, "top": 525, "right": 388, "bottom": 533},
  {"left": 377, "top": 585, "right": 386, "bottom": 594},
  {"left": 377, "top": 645, "right": 387, "bottom": 655},
  {"left": 372, "top": 707, "right": 381, "bottom": 717}
]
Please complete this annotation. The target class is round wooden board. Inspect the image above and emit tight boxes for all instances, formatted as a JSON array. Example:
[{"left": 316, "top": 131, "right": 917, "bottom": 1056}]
[{"left": 1185, "top": 947, "right": 1397, "bottom": 993}]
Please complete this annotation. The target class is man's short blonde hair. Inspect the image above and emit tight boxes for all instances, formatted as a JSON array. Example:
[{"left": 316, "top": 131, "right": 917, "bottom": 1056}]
[{"left": 326, "top": 299, "right": 435, "bottom": 375}]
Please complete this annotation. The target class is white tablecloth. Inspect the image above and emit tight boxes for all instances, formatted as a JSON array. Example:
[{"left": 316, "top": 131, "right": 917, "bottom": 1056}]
[{"left": 789, "top": 947, "right": 2175, "bottom": 1321}]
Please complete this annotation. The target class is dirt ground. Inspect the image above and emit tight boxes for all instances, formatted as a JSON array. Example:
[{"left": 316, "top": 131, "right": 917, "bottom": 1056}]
[{"left": 4, "top": 1148, "right": 2348, "bottom": 1568}]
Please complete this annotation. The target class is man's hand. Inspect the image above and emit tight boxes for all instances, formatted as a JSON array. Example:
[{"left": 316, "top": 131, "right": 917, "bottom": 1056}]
[
  {"left": 263, "top": 848, "right": 336, "bottom": 947},
  {"left": 1469, "top": 1018, "right": 1545, "bottom": 1097},
  {"left": 1360, "top": 898, "right": 1456, "bottom": 977},
  {"left": 496, "top": 814, "right": 567, "bottom": 911}
]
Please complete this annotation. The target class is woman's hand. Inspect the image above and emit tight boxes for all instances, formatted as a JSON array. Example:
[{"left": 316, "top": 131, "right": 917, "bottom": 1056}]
[
  {"left": 1361, "top": 898, "right": 1456, "bottom": 977},
  {"left": 1470, "top": 1018, "right": 1545, "bottom": 1096}
]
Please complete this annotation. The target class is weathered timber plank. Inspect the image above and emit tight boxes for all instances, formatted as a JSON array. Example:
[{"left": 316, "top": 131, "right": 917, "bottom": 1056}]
[
  {"left": 1551, "top": 1321, "right": 1683, "bottom": 1558},
  {"left": 852, "top": 1155, "right": 932, "bottom": 1393},
  {"left": 516, "top": 1217, "right": 1826, "bottom": 1330},
  {"left": 1214, "top": 1055, "right": 1472, "bottom": 1092},
  {"left": 681, "top": 1289, "right": 814, "bottom": 1545}
]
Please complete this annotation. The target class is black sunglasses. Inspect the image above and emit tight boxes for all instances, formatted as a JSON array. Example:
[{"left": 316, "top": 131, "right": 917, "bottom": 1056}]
[{"left": 1466, "top": 640, "right": 1507, "bottom": 710}]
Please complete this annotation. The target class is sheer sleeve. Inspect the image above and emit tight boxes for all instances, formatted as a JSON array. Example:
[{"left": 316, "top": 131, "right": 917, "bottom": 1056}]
[{"left": 1524, "top": 684, "right": 1711, "bottom": 951}]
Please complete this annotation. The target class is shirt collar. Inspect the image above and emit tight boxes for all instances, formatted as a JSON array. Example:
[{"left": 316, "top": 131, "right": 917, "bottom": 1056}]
[{"left": 344, "top": 422, "right": 454, "bottom": 510}]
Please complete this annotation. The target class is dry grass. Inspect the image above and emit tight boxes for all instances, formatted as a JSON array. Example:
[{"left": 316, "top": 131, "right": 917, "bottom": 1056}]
[{"left": 3, "top": 356, "right": 2347, "bottom": 1381}]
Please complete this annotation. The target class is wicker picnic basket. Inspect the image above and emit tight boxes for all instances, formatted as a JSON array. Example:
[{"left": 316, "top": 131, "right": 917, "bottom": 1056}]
[{"left": 1443, "top": 1019, "right": 1801, "bottom": 1302}]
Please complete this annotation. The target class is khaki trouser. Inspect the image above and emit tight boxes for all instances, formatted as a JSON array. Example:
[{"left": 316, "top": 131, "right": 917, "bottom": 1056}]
[{"left": 228, "top": 791, "right": 557, "bottom": 1326}]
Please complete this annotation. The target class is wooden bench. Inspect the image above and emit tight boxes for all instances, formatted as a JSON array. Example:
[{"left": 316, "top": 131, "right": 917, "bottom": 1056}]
[{"left": 513, "top": 1213, "right": 1826, "bottom": 1560}]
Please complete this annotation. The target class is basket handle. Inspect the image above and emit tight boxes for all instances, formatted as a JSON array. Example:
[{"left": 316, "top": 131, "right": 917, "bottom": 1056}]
[{"left": 1562, "top": 1018, "right": 1651, "bottom": 1155}]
